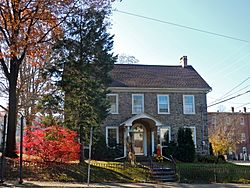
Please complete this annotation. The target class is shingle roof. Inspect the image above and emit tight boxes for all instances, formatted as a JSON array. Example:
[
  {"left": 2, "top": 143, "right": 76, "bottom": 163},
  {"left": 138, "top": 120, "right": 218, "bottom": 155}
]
[{"left": 110, "top": 64, "right": 211, "bottom": 90}]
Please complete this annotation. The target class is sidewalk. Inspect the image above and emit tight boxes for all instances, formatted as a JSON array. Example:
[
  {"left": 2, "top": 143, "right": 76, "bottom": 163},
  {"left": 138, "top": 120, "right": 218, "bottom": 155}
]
[
  {"left": 228, "top": 160, "right": 250, "bottom": 166},
  {"left": 2, "top": 181, "right": 250, "bottom": 188}
]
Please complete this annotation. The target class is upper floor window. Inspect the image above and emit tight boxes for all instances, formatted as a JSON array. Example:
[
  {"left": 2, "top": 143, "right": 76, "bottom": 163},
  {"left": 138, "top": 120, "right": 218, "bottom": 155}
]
[
  {"left": 132, "top": 94, "right": 144, "bottom": 114},
  {"left": 157, "top": 95, "right": 170, "bottom": 114},
  {"left": 240, "top": 117, "right": 245, "bottom": 125},
  {"left": 211, "top": 116, "right": 216, "bottom": 125},
  {"left": 226, "top": 117, "right": 231, "bottom": 125},
  {"left": 106, "top": 126, "right": 119, "bottom": 147},
  {"left": 183, "top": 95, "right": 195, "bottom": 114},
  {"left": 241, "top": 132, "right": 246, "bottom": 142},
  {"left": 107, "top": 94, "right": 118, "bottom": 114}
]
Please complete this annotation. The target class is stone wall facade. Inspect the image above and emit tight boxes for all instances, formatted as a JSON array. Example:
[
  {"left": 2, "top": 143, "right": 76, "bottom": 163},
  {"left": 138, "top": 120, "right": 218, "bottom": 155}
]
[{"left": 103, "top": 89, "right": 209, "bottom": 155}]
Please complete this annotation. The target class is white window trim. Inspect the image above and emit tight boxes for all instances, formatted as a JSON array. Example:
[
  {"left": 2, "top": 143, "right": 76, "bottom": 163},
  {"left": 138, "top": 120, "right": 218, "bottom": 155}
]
[
  {"left": 240, "top": 117, "right": 245, "bottom": 125},
  {"left": 105, "top": 126, "right": 119, "bottom": 147},
  {"left": 184, "top": 126, "right": 197, "bottom": 148},
  {"left": 226, "top": 117, "right": 230, "bottom": 125},
  {"left": 183, "top": 95, "right": 195, "bottom": 114},
  {"left": 211, "top": 116, "right": 216, "bottom": 125},
  {"left": 107, "top": 94, "right": 119, "bottom": 114},
  {"left": 157, "top": 95, "right": 170, "bottom": 114},
  {"left": 160, "top": 126, "right": 171, "bottom": 144},
  {"left": 132, "top": 94, "right": 144, "bottom": 114},
  {"left": 241, "top": 132, "right": 246, "bottom": 142}
]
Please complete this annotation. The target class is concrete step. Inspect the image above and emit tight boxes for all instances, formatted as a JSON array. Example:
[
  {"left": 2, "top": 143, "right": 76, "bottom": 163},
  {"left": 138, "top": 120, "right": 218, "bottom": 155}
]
[{"left": 151, "top": 167, "right": 177, "bottom": 182}]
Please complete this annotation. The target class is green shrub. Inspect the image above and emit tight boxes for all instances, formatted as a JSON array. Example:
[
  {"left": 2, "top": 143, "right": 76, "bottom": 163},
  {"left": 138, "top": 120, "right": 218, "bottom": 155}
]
[
  {"left": 176, "top": 127, "right": 195, "bottom": 162},
  {"left": 177, "top": 163, "right": 250, "bottom": 183},
  {"left": 197, "top": 155, "right": 226, "bottom": 163},
  {"left": 162, "top": 141, "right": 177, "bottom": 157},
  {"left": 197, "top": 155, "right": 217, "bottom": 163},
  {"left": 92, "top": 133, "right": 123, "bottom": 161}
]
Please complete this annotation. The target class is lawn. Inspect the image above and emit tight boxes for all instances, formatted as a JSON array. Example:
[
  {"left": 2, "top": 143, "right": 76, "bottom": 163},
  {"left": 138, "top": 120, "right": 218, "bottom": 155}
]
[
  {"left": 4, "top": 159, "right": 152, "bottom": 183},
  {"left": 177, "top": 162, "right": 250, "bottom": 184},
  {"left": 4, "top": 158, "right": 250, "bottom": 184}
]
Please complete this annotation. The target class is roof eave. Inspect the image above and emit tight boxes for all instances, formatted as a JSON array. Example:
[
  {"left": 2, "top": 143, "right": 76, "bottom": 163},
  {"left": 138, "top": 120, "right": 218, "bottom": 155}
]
[{"left": 108, "top": 87, "right": 212, "bottom": 93}]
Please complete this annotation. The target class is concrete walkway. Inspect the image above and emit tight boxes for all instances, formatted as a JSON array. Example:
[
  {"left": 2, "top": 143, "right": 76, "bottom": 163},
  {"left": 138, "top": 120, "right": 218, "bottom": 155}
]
[
  {"left": 229, "top": 160, "right": 250, "bottom": 166},
  {"left": 2, "top": 181, "right": 250, "bottom": 188}
]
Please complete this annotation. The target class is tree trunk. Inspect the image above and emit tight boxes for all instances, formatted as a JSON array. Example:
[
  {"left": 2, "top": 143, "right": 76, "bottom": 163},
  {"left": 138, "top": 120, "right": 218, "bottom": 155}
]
[{"left": 5, "top": 62, "right": 19, "bottom": 158}]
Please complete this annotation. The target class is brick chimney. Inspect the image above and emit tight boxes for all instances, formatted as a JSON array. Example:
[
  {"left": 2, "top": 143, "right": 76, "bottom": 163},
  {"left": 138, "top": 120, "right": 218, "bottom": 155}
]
[
  {"left": 244, "top": 107, "right": 247, "bottom": 113},
  {"left": 180, "top": 56, "right": 188, "bottom": 68},
  {"left": 231, "top": 107, "right": 234, "bottom": 113}
]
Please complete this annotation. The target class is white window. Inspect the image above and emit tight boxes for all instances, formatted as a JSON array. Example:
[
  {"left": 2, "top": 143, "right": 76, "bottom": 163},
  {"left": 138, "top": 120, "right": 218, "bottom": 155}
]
[
  {"left": 226, "top": 117, "right": 231, "bottom": 125},
  {"left": 183, "top": 95, "right": 195, "bottom": 114},
  {"left": 241, "top": 133, "right": 246, "bottom": 142},
  {"left": 211, "top": 116, "right": 216, "bottom": 125},
  {"left": 132, "top": 94, "right": 144, "bottom": 114},
  {"left": 160, "top": 126, "right": 171, "bottom": 146},
  {"left": 106, "top": 127, "right": 119, "bottom": 147},
  {"left": 184, "top": 126, "right": 197, "bottom": 148},
  {"left": 240, "top": 117, "right": 245, "bottom": 125},
  {"left": 157, "top": 95, "right": 170, "bottom": 114},
  {"left": 107, "top": 94, "right": 118, "bottom": 114}
]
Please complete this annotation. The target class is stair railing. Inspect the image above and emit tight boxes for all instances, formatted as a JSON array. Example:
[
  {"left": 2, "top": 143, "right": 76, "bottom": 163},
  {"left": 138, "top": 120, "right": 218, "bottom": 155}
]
[{"left": 161, "top": 154, "right": 176, "bottom": 173}]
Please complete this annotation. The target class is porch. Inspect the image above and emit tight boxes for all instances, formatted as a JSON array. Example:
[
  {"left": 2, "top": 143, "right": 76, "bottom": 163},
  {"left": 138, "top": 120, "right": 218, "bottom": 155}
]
[{"left": 117, "top": 113, "right": 170, "bottom": 157}]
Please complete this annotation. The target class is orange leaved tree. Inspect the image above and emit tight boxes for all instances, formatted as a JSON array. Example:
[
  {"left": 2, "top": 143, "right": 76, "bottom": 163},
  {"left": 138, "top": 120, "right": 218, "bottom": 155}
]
[
  {"left": 23, "top": 124, "right": 80, "bottom": 162},
  {"left": 0, "top": 0, "right": 74, "bottom": 157}
]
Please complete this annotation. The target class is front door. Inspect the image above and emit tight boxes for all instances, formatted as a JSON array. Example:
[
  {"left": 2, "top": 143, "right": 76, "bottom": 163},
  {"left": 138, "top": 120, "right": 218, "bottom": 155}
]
[{"left": 132, "top": 124, "right": 147, "bottom": 155}]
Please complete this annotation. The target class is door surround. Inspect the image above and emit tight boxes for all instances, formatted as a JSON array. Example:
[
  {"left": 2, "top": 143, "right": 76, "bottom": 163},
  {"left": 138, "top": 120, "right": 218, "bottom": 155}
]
[{"left": 131, "top": 123, "right": 147, "bottom": 156}]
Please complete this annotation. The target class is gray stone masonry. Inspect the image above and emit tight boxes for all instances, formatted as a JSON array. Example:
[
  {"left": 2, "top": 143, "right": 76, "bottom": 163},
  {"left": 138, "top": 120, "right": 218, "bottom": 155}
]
[{"left": 103, "top": 90, "right": 209, "bottom": 155}]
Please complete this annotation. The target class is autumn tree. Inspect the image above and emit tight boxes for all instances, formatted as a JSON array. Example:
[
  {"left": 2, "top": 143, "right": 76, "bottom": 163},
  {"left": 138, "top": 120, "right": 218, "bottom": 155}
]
[
  {"left": 0, "top": 0, "right": 77, "bottom": 158},
  {"left": 117, "top": 54, "right": 139, "bottom": 64},
  {"left": 17, "top": 56, "right": 57, "bottom": 125},
  {"left": 208, "top": 113, "right": 244, "bottom": 156},
  {"left": 0, "top": 0, "right": 120, "bottom": 158},
  {"left": 23, "top": 124, "right": 80, "bottom": 162}
]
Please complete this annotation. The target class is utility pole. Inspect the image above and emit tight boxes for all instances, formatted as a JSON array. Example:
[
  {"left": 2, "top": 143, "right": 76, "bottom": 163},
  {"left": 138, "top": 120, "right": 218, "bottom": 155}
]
[
  {"left": 87, "top": 127, "right": 93, "bottom": 186},
  {"left": 0, "top": 114, "right": 7, "bottom": 183},
  {"left": 19, "top": 115, "right": 24, "bottom": 184}
]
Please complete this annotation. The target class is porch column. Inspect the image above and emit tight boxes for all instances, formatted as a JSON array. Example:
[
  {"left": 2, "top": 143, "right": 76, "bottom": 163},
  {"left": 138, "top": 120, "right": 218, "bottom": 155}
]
[
  {"left": 124, "top": 126, "right": 130, "bottom": 156},
  {"left": 151, "top": 131, "right": 154, "bottom": 156},
  {"left": 157, "top": 126, "right": 162, "bottom": 155},
  {"left": 157, "top": 126, "right": 160, "bottom": 144}
]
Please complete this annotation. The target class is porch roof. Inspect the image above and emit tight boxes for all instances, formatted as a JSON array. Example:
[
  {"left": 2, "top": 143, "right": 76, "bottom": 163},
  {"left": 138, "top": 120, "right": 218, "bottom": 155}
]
[{"left": 120, "top": 113, "right": 162, "bottom": 127}]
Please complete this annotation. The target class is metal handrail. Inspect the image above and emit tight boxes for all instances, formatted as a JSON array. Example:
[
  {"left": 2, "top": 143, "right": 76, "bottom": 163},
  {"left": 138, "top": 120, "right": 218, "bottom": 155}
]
[
  {"left": 114, "top": 155, "right": 127, "bottom": 161},
  {"left": 169, "top": 155, "right": 177, "bottom": 173}
]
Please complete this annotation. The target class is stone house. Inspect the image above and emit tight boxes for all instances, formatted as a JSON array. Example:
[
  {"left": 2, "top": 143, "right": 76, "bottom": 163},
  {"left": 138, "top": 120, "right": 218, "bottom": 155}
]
[
  {"left": 103, "top": 56, "right": 211, "bottom": 157},
  {"left": 208, "top": 109, "right": 250, "bottom": 160}
]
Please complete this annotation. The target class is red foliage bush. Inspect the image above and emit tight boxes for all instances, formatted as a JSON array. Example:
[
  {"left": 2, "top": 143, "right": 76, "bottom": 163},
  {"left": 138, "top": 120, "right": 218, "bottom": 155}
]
[{"left": 23, "top": 124, "right": 80, "bottom": 162}]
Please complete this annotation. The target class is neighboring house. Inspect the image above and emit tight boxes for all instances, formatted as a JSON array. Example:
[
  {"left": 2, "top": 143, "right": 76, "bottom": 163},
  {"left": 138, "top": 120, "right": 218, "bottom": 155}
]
[
  {"left": 208, "top": 108, "right": 250, "bottom": 160},
  {"left": 103, "top": 56, "right": 211, "bottom": 157}
]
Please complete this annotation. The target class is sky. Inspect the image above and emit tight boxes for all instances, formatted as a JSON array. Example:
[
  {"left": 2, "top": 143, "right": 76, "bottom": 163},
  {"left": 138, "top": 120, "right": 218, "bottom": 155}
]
[{"left": 110, "top": 0, "right": 250, "bottom": 112}]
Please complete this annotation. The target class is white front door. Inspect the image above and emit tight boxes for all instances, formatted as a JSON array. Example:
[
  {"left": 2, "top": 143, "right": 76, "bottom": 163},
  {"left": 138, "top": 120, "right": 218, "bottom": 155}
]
[{"left": 132, "top": 124, "right": 147, "bottom": 156}]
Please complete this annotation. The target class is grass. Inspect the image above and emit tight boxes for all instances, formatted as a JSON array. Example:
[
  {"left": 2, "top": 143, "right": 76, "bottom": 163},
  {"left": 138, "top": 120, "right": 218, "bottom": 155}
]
[
  {"left": 4, "top": 159, "right": 152, "bottom": 183},
  {"left": 89, "top": 160, "right": 151, "bottom": 182},
  {"left": 177, "top": 162, "right": 250, "bottom": 183},
  {"left": 4, "top": 158, "right": 250, "bottom": 184}
]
